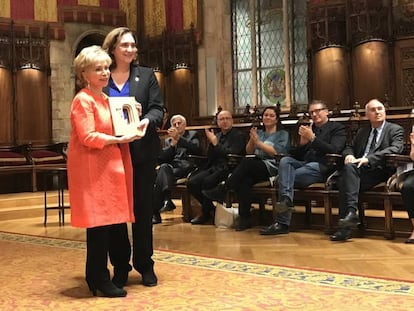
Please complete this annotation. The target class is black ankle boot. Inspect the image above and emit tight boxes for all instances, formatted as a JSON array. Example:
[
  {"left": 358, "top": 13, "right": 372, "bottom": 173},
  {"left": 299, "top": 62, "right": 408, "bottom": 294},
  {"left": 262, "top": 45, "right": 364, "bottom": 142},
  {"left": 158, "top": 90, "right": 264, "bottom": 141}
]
[{"left": 87, "top": 280, "right": 127, "bottom": 297}]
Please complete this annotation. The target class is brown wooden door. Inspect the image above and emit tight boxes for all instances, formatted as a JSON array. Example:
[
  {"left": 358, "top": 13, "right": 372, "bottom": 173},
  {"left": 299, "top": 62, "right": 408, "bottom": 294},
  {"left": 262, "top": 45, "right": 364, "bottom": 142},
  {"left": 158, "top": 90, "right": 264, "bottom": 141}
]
[
  {"left": 165, "top": 68, "right": 195, "bottom": 123},
  {"left": 15, "top": 69, "right": 51, "bottom": 144}
]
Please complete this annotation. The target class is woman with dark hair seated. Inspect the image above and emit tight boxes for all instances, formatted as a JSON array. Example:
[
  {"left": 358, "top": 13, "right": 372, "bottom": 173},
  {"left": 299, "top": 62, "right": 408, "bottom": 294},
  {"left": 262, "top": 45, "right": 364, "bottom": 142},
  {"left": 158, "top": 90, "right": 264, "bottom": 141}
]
[
  {"left": 204, "top": 106, "right": 290, "bottom": 231},
  {"left": 401, "top": 131, "right": 414, "bottom": 244}
]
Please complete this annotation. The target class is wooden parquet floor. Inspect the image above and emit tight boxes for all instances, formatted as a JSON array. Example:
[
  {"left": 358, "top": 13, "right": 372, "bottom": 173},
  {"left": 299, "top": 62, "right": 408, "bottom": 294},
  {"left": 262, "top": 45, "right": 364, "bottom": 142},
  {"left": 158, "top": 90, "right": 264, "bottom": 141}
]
[{"left": 0, "top": 192, "right": 413, "bottom": 282}]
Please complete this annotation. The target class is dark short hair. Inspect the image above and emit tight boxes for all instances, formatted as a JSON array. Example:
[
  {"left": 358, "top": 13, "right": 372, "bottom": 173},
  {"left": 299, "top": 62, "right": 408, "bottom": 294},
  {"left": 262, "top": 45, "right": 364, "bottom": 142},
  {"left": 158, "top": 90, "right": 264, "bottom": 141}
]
[{"left": 308, "top": 99, "right": 327, "bottom": 111}]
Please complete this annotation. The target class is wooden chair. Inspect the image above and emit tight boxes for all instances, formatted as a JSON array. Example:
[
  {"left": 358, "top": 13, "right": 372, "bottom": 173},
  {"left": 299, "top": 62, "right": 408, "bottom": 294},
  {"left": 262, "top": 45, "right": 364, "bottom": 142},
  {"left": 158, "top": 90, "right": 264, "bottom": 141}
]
[
  {"left": 28, "top": 142, "right": 67, "bottom": 192},
  {"left": 0, "top": 144, "right": 34, "bottom": 192},
  {"left": 169, "top": 155, "right": 208, "bottom": 222}
]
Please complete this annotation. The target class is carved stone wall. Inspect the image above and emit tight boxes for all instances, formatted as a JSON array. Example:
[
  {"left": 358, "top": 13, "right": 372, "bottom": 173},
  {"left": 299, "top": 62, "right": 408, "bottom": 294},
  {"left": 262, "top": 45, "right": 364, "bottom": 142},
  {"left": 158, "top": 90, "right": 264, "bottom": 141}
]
[{"left": 50, "top": 23, "right": 112, "bottom": 143}]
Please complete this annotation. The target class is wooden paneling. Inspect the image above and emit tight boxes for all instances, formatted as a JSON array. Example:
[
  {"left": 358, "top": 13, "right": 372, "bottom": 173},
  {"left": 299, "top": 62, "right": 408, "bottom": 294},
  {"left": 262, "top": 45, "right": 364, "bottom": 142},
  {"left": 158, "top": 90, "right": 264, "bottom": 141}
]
[
  {"left": 154, "top": 71, "right": 166, "bottom": 103},
  {"left": 138, "top": 30, "right": 199, "bottom": 124},
  {"left": 394, "top": 38, "right": 414, "bottom": 106},
  {"left": 0, "top": 20, "right": 52, "bottom": 145},
  {"left": 307, "top": 0, "right": 394, "bottom": 109},
  {"left": 165, "top": 68, "right": 195, "bottom": 119},
  {"left": 352, "top": 41, "right": 390, "bottom": 106},
  {"left": 312, "top": 47, "right": 349, "bottom": 109},
  {"left": 0, "top": 68, "right": 14, "bottom": 144},
  {"left": 15, "top": 69, "right": 50, "bottom": 144}
]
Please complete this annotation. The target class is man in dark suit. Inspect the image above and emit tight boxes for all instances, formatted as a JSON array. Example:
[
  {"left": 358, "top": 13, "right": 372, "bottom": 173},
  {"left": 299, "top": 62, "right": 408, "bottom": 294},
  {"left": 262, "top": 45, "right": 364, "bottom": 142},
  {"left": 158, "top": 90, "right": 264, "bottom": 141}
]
[
  {"left": 187, "top": 110, "right": 246, "bottom": 225},
  {"left": 260, "top": 100, "right": 346, "bottom": 235},
  {"left": 330, "top": 99, "right": 404, "bottom": 241},
  {"left": 153, "top": 114, "right": 200, "bottom": 224}
]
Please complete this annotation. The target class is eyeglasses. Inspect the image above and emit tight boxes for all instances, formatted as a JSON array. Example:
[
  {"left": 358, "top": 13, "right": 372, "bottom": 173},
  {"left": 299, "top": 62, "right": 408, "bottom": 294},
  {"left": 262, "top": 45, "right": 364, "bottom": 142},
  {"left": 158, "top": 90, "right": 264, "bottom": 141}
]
[{"left": 308, "top": 108, "right": 326, "bottom": 115}]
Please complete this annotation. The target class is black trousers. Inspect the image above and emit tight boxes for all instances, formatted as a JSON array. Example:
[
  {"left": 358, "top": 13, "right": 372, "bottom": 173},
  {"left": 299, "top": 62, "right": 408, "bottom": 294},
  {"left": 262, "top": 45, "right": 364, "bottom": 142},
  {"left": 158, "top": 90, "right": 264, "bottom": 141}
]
[
  {"left": 401, "top": 173, "right": 414, "bottom": 219},
  {"left": 227, "top": 157, "right": 270, "bottom": 218},
  {"left": 337, "top": 163, "right": 390, "bottom": 218},
  {"left": 131, "top": 160, "right": 157, "bottom": 273},
  {"left": 86, "top": 223, "right": 131, "bottom": 285},
  {"left": 187, "top": 166, "right": 229, "bottom": 216},
  {"left": 153, "top": 163, "right": 192, "bottom": 213}
]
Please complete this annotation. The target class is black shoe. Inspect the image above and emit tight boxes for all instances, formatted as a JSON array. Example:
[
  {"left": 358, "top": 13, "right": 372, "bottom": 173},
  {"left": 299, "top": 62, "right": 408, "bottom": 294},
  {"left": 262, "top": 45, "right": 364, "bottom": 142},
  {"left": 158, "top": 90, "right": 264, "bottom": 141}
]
[
  {"left": 330, "top": 228, "right": 352, "bottom": 241},
  {"left": 259, "top": 222, "right": 289, "bottom": 235},
  {"left": 152, "top": 212, "right": 162, "bottom": 224},
  {"left": 235, "top": 217, "right": 252, "bottom": 231},
  {"left": 112, "top": 266, "right": 131, "bottom": 289},
  {"left": 190, "top": 215, "right": 211, "bottom": 225},
  {"left": 405, "top": 238, "right": 414, "bottom": 244},
  {"left": 202, "top": 182, "right": 226, "bottom": 203},
  {"left": 87, "top": 280, "right": 127, "bottom": 297},
  {"left": 141, "top": 269, "right": 158, "bottom": 287},
  {"left": 338, "top": 209, "right": 359, "bottom": 228},
  {"left": 275, "top": 196, "right": 294, "bottom": 213},
  {"left": 159, "top": 199, "right": 176, "bottom": 213}
]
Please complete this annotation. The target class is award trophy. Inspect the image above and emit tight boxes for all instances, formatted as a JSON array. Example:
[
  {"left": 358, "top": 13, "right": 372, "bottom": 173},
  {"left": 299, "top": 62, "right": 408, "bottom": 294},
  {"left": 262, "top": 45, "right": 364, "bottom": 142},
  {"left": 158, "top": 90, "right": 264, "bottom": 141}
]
[{"left": 108, "top": 97, "right": 141, "bottom": 136}]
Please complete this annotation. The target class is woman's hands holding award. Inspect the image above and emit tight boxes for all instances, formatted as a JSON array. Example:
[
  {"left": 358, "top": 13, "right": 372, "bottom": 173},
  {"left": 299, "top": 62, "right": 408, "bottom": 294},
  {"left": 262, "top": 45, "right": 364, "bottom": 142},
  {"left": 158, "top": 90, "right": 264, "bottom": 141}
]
[
  {"left": 136, "top": 118, "right": 149, "bottom": 137},
  {"left": 116, "top": 118, "right": 149, "bottom": 143}
]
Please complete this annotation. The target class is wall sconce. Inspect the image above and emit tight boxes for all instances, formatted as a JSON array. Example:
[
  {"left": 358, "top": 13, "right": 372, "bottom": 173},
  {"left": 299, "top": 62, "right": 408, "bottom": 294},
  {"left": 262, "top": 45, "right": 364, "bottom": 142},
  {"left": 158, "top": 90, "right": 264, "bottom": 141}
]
[
  {"left": 19, "top": 62, "right": 41, "bottom": 70},
  {"left": 173, "top": 62, "right": 190, "bottom": 70},
  {"left": 153, "top": 66, "right": 161, "bottom": 73}
]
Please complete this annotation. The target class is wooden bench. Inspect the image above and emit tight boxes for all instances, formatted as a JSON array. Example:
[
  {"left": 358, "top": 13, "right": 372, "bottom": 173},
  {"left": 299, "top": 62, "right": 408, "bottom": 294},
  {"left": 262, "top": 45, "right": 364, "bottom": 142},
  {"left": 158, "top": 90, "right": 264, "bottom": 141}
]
[
  {"left": 160, "top": 124, "right": 252, "bottom": 222},
  {"left": 29, "top": 142, "right": 67, "bottom": 192},
  {"left": 0, "top": 144, "right": 34, "bottom": 192},
  {"left": 236, "top": 110, "right": 414, "bottom": 238},
  {"left": 160, "top": 107, "right": 414, "bottom": 235},
  {"left": 0, "top": 143, "right": 67, "bottom": 193}
]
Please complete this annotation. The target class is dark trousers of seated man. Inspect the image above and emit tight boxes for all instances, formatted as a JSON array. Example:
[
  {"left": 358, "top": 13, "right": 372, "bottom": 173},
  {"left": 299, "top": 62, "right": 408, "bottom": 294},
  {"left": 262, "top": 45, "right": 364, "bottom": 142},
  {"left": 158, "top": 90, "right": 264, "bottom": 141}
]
[
  {"left": 226, "top": 157, "right": 271, "bottom": 221},
  {"left": 337, "top": 163, "right": 390, "bottom": 219},
  {"left": 187, "top": 166, "right": 229, "bottom": 218},
  {"left": 401, "top": 173, "right": 414, "bottom": 221},
  {"left": 153, "top": 163, "right": 193, "bottom": 214}
]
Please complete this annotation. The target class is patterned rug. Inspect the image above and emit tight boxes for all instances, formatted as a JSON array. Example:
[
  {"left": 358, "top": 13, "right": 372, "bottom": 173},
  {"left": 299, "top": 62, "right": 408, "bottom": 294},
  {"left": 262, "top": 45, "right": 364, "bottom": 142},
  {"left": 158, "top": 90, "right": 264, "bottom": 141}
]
[{"left": 1, "top": 231, "right": 414, "bottom": 310}]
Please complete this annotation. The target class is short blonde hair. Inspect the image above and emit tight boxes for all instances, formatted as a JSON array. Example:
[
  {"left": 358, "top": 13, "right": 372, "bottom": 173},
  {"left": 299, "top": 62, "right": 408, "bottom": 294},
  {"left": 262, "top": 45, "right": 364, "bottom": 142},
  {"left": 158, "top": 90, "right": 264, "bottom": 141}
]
[{"left": 73, "top": 45, "right": 111, "bottom": 88}]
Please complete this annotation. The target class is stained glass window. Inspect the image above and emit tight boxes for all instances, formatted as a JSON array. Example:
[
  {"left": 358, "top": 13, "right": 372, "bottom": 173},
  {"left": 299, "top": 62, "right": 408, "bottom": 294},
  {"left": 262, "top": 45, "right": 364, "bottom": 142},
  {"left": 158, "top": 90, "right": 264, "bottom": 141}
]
[{"left": 232, "top": 0, "right": 308, "bottom": 112}]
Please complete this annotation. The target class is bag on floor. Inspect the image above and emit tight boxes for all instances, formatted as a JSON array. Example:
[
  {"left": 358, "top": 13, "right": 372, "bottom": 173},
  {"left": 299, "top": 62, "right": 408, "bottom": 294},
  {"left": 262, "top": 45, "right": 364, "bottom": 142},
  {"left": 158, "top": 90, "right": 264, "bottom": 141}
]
[{"left": 214, "top": 202, "right": 239, "bottom": 229}]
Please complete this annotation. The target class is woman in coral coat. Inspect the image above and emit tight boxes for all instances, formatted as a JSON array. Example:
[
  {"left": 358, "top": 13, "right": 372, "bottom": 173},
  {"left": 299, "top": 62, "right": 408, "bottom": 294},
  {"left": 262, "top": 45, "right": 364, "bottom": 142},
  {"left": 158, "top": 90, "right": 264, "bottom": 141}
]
[{"left": 68, "top": 45, "right": 146, "bottom": 297}]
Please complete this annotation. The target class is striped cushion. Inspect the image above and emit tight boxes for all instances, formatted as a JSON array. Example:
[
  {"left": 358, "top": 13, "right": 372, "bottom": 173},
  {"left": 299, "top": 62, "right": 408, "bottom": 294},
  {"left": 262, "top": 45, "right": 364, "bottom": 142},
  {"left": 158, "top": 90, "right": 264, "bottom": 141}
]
[
  {"left": 31, "top": 150, "right": 65, "bottom": 164},
  {"left": 0, "top": 151, "right": 28, "bottom": 166}
]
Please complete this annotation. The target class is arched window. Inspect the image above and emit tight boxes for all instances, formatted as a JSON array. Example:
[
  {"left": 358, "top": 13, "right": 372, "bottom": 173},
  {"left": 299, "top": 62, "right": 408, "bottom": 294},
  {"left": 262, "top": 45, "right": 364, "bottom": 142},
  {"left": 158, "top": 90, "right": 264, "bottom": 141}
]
[{"left": 231, "top": 0, "right": 308, "bottom": 112}]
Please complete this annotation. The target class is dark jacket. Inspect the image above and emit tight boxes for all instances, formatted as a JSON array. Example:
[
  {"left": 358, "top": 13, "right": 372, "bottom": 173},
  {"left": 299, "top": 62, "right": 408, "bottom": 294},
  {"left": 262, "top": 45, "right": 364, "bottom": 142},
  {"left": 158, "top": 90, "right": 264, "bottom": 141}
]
[
  {"left": 159, "top": 130, "right": 200, "bottom": 175},
  {"left": 104, "top": 65, "right": 164, "bottom": 164},
  {"left": 205, "top": 127, "right": 246, "bottom": 170},
  {"left": 290, "top": 120, "right": 346, "bottom": 176},
  {"left": 343, "top": 121, "right": 404, "bottom": 173}
]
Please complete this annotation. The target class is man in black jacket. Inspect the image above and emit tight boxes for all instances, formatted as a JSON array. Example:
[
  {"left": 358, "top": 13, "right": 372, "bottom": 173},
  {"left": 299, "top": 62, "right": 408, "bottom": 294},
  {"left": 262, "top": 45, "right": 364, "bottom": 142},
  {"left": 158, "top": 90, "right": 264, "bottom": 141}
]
[
  {"left": 260, "top": 100, "right": 346, "bottom": 235},
  {"left": 153, "top": 114, "right": 200, "bottom": 224},
  {"left": 187, "top": 110, "right": 246, "bottom": 225},
  {"left": 330, "top": 99, "right": 404, "bottom": 241}
]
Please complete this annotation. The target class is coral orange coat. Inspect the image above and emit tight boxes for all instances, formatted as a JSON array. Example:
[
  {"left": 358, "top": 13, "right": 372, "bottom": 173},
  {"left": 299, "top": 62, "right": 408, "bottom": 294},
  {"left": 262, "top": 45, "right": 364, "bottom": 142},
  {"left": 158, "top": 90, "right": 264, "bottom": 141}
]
[{"left": 68, "top": 89, "right": 135, "bottom": 228}]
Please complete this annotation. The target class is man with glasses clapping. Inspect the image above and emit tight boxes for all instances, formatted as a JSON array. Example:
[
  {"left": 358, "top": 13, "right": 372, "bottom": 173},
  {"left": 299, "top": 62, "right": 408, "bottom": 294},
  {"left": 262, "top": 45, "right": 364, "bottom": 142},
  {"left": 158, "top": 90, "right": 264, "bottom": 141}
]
[{"left": 260, "top": 100, "right": 347, "bottom": 236}]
